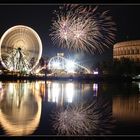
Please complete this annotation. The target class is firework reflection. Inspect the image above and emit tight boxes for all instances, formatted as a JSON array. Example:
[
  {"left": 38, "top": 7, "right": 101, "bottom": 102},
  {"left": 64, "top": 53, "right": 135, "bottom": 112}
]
[{"left": 51, "top": 97, "right": 115, "bottom": 135}]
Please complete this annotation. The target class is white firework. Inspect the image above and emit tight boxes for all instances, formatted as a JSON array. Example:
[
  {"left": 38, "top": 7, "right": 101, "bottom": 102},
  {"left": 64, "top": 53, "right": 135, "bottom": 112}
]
[{"left": 50, "top": 4, "right": 116, "bottom": 54}]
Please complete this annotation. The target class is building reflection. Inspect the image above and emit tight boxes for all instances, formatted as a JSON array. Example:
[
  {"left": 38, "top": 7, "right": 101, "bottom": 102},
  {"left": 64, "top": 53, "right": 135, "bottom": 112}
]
[
  {"left": 113, "top": 94, "right": 140, "bottom": 122},
  {"left": 0, "top": 82, "right": 42, "bottom": 136}
]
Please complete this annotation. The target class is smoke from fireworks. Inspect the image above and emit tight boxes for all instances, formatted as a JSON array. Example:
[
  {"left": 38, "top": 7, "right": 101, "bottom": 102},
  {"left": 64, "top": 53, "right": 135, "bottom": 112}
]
[
  {"left": 51, "top": 99, "right": 115, "bottom": 135},
  {"left": 50, "top": 4, "right": 116, "bottom": 54}
]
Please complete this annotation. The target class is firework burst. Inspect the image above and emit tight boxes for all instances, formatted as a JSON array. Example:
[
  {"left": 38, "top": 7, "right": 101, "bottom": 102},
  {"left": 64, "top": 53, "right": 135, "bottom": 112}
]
[
  {"left": 50, "top": 4, "right": 116, "bottom": 54},
  {"left": 51, "top": 99, "right": 115, "bottom": 135}
]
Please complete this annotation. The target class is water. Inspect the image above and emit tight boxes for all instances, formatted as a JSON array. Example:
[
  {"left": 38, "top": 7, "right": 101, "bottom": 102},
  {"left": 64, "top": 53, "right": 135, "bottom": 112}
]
[{"left": 0, "top": 80, "right": 139, "bottom": 136}]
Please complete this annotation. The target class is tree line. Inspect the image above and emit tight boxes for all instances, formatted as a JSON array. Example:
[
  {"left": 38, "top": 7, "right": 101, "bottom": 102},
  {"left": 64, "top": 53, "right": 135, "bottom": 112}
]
[{"left": 93, "top": 58, "right": 140, "bottom": 77}]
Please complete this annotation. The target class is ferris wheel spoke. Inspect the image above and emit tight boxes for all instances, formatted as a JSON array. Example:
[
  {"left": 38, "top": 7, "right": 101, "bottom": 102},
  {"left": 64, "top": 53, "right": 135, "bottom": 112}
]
[
  {"left": 25, "top": 49, "right": 38, "bottom": 56},
  {"left": 2, "top": 46, "right": 17, "bottom": 50}
]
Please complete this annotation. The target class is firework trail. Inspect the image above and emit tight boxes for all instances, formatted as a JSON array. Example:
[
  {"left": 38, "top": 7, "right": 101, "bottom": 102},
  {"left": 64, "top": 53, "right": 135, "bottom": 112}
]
[
  {"left": 51, "top": 98, "right": 115, "bottom": 135},
  {"left": 50, "top": 4, "right": 116, "bottom": 54}
]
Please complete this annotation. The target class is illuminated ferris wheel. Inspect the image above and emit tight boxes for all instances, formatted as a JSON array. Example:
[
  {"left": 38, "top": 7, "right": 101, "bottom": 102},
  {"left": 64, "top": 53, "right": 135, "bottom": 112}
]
[{"left": 0, "top": 25, "right": 42, "bottom": 73}]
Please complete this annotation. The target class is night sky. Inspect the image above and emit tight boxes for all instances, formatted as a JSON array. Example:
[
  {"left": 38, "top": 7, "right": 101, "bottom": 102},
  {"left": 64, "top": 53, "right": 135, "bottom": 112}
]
[{"left": 0, "top": 4, "right": 140, "bottom": 68}]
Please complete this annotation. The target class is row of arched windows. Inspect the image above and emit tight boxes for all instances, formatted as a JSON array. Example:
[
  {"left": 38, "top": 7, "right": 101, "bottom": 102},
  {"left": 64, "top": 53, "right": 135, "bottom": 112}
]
[
  {"left": 114, "top": 56, "right": 140, "bottom": 62},
  {"left": 113, "top": 47, "right": 140, "bottom": 56}
]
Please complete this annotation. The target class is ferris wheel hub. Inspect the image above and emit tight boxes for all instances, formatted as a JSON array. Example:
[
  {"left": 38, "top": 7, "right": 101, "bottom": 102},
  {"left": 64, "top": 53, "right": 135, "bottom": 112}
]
[{"left": 17, "top": 47, "right": 22, "bottom": 51}]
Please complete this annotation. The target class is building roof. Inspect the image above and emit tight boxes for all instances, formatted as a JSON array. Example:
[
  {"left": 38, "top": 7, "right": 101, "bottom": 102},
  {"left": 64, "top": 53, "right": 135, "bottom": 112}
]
[{"left": 114, "top": 40, "right": 140, "bottom": 48}]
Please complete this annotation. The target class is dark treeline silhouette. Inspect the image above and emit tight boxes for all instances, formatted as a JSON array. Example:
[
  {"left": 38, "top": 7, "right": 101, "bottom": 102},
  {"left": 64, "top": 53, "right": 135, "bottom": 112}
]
[{"left": 93, "top": 58, "right": 140, "bottom": 77}]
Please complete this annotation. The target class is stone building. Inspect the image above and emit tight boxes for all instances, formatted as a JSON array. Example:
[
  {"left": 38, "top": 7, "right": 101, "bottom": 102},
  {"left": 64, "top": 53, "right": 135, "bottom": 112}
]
[{"left": 113, "top": 40, "right": 140, "bottom": 62}]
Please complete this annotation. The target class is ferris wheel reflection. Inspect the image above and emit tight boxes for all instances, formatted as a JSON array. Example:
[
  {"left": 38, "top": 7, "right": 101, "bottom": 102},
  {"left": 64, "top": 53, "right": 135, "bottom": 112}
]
[{"left": 0, "top": 82, "right": 42, "bottom": 136}]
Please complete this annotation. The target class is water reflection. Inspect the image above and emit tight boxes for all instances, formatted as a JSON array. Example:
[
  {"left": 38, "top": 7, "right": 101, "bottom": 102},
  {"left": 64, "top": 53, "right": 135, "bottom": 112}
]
[
  {"left": 47, "top": 81, "right": 96, "bottom": 105},
  {"left": 0, "top": 82, "right": 42, "bottom": 136},
  {"left": 51, "top": 97, "right": 114, "bottom": 135},
  {"left": 48, "top": 82, "right": 75, "bottom": 104},
  {"left": 113, "top": 94, "right": 140, "bottom": 122},
  {"left": 93, "top": 83, "right": 98, "bottom": 96},
  {"left": 46, "top": 82, "right": 114, "bottom": 135},
  {"left": 0, "top": 81, "right": 100, "bottom": 136},
  {"left": 46, "top": 81, "right": 115, "bottom": 135},
  {"left": 1, "top": 81, "right": 139, "bottom": 135},
  {"left": 112, "top": 82, "right": 140, "bottom": 123}
]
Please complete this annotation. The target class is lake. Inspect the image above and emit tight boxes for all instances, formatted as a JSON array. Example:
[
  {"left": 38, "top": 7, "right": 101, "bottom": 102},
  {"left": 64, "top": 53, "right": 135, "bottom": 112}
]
[{"left": 0, "top": 80, "right": 139, "bottom": 136}]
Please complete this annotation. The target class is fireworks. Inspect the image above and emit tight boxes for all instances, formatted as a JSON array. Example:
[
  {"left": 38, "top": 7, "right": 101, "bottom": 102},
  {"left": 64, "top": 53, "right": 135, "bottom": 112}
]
[
  {"left": 51, "top": 99, "right": 115, "bottom": 135},
  {"left": 50, "top": 5, "right": 116, "bottom": 54}
]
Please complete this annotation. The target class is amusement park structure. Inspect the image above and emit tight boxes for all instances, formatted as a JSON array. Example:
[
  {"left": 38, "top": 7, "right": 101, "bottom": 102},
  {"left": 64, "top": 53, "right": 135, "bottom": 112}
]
[
  {"left": 47, "top": 53, "right": 91, "bottom": 75},
  {"left": 0, "top": 25, "right": 42, "bottom": 74},
  {"left": 0, "top": 25, "right": 91, "bottom": 77},
  {"left": 34, "top": 53, "right": 91, "bottom": 76}
]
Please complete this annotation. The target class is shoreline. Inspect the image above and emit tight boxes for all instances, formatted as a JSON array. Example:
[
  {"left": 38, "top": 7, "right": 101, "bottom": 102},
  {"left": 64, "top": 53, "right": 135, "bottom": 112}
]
[{"left": 0, "top": 74, "right": 139, "bottom": 82}]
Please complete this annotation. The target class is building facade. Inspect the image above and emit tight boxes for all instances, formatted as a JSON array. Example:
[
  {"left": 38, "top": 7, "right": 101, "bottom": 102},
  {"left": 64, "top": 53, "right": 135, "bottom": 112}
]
[{"left": 113, "top": 40, "right": 140, "bottom": 62}]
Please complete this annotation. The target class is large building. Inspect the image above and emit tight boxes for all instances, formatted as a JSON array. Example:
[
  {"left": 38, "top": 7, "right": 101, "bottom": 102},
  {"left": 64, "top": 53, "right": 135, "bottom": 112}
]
[{"left": 113, "top": 40, "right": 140, "bottom": 62}]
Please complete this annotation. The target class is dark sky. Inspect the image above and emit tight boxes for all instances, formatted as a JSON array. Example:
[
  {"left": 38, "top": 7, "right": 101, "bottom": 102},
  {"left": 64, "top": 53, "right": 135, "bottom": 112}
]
[{"left": 0, "top": 4, "right": 140, "bottom": 68}]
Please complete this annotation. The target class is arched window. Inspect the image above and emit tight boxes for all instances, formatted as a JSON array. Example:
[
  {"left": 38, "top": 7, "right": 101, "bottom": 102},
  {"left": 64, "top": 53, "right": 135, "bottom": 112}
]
[{"left": 131, "top": 49, "right": 134, "bottom": 54}]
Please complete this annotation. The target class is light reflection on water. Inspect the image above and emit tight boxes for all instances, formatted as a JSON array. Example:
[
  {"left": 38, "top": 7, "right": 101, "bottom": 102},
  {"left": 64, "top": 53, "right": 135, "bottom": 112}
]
[
  {"left": 112, "top": 81, "right": 140, "bottom": 123},
  {"left": 0, "top": 81, "right": 139, "bottom": 135},
  {"left": 47, "top": 81, "right": 97, "bottom": 105},
  {"left": 113, "top": 95, "right": 140, "bottom": 122},
  {"left": 0, "top": 82, "right": 42, "bottom": 136}
]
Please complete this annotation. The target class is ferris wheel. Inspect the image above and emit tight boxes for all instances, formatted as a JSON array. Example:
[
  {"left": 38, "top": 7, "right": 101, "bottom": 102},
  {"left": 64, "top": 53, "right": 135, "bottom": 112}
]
[{"left": 0, "top": 25, "right": 42, "bottom": 73}]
